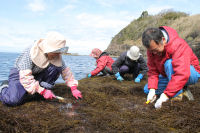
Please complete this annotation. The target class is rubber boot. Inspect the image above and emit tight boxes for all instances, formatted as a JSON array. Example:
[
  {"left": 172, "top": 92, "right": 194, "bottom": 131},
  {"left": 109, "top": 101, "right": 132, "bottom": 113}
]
[{"left": 183, "top": 86, "right": 194, "bottom": 101}]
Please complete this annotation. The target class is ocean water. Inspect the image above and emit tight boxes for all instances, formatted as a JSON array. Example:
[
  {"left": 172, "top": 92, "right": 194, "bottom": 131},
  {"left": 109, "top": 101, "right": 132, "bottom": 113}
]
[{"left": 0, "top": 52, "right": 97, "bottom": 83}]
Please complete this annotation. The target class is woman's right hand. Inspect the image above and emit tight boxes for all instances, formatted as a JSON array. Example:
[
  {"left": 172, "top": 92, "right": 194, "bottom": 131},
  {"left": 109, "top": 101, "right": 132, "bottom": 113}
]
[{"left": 40, "top": 89, "right": 56, "bottom": 99}]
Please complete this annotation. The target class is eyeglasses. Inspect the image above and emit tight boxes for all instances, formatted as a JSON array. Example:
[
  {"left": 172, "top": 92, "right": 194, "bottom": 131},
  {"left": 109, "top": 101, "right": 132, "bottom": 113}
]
[{"left": 149, "top": 46, "right": 161, "bottom": 53}]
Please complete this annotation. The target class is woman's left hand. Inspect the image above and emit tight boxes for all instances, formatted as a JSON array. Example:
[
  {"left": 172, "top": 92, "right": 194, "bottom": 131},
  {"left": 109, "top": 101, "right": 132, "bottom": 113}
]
[{"left": 71, "top": 86, "right": 82, "bottom": 99}]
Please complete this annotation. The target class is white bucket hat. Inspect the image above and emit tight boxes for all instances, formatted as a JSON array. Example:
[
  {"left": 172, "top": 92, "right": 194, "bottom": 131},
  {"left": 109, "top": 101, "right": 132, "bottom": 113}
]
[
  {"left": 127, "top": 46, "right": 141, "bottom": 60},
  {"left": 30, "top": 31, "right": 68, "bottom": 68}
]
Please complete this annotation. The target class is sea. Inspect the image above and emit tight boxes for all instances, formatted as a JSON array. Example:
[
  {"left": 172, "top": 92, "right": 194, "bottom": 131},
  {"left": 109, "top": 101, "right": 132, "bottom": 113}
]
[{"left": 0, "top": 52, "right": 99, "bottom": 84}]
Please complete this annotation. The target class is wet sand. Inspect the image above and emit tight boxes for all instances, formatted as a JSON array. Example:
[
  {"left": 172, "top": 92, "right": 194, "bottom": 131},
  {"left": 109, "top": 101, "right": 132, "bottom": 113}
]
[{"left": 0, "top": 75, "right": 200, "bottom": 132}]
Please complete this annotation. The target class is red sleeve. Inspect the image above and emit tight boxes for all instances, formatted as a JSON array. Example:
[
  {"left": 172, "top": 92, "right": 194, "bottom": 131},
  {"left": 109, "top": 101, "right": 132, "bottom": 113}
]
[
  {"left": 91, "top": 56, "right": 107, "bottom": 76},
  {"left": 147, "top": 50, "right": 160, "bottom": 90},
  {"left": 164, "top": 39, "right": 191, "bottom": 97}
]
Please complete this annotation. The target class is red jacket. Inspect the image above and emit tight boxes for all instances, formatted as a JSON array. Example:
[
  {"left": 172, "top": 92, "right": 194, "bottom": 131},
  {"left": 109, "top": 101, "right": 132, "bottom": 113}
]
[
  {"left": 147, "top": 26, "right": 200, "bottom": 97},
  {"left": 91, "top": 52, "right": 114, "bottom": 76}
]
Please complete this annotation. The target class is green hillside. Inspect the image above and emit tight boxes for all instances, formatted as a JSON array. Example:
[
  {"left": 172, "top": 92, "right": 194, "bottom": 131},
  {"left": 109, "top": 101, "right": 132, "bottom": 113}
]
[{"left": 105, "top": 11, "right": 200, "bottom": 58}]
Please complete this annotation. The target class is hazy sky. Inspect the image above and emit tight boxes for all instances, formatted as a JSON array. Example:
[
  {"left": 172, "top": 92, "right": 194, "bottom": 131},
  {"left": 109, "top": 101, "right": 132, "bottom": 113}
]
[{"left": 0, "top": 0, "right": 199, "bottom": 54}]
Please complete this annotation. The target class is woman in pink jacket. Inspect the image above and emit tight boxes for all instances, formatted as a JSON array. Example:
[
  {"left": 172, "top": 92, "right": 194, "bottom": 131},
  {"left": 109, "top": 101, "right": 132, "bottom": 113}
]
[
  {"left": 88, "top": 48, "right": 114, "bottom": 77},
  {"left": 0, "top": 32, "right": 82, "bottom": 106}
]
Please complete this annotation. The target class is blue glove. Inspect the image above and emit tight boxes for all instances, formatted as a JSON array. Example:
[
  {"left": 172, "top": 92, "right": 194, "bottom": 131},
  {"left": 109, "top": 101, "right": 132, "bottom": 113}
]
[
  {"left": 135, "top": 74, "right": 143, "bottom": 83},
  {"left": 88, "top": 73, "right": 92, "bottom": 78},
  {"left": 115, "top": 72, "right": 124, "bottom": 81},
  {"left": 135, "top": 77, "right": 141, "bottom": 83}
]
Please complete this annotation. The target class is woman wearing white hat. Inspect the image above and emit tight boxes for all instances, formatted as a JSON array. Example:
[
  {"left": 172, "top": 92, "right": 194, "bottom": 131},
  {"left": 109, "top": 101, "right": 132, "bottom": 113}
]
[
  {"left": 0, "top": 31, "right": 82, "bottom": 106},
  {"left": 112, "top": 46, "right": 148, "bottom": 82}
]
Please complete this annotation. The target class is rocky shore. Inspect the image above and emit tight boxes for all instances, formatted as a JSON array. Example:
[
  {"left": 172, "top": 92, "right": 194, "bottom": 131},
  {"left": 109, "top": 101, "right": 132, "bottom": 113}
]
[{"left": 0, "top": 75, "right": 200, "bottom": 132}]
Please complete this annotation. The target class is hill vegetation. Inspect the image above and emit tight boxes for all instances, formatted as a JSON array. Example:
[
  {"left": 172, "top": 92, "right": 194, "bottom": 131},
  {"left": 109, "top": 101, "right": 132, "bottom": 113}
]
[{"left": 105, "top": 10, "right": 200, "bottom": 58}]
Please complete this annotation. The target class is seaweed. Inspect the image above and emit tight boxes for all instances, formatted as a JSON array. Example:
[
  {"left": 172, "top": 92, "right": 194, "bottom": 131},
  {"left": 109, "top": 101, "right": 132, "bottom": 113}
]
[{"left": 0, "top": 75, "right": 200, "bottom": 132}]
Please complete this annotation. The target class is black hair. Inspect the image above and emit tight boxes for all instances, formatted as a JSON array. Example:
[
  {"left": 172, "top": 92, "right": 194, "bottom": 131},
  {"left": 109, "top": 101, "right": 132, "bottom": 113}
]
[{"left": 142, "top": 27, "right": 164, "bottom": 48}]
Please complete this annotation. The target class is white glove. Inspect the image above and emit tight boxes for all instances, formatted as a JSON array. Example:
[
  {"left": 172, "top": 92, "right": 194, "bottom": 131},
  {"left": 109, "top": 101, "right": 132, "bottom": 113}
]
[
  {"left": 147, "top": 89, "right": 156, "bottom": 103},
  {"left": 155, "top": 93, "right": 169, "bottom": 109}
]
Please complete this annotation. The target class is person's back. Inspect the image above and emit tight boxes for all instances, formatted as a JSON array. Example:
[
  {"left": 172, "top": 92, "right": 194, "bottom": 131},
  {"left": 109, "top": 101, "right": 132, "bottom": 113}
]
[{"left": 96, "top": 52, "right": 114, "bottom": 71}]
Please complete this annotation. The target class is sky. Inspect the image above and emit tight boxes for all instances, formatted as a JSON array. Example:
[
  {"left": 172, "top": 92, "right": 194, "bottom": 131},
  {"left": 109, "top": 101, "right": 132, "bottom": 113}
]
[{"left": 0, "top": 0, "right": 199, "bottom": 55}]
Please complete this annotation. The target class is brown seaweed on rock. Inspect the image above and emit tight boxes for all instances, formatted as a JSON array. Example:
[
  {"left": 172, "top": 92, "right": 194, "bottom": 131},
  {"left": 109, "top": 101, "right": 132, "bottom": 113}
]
[{"left": 0, "top": 75, "right": 200, "bottom": 132}]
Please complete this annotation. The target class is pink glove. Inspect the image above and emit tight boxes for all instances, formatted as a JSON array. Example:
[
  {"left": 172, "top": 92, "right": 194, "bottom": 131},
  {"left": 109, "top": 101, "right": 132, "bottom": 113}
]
[
  {"left": 71, "top": 86, "right": 82, "bottom": 99},
  {"left": 40, "top": 89, "right": 56, "bottom": 99}
]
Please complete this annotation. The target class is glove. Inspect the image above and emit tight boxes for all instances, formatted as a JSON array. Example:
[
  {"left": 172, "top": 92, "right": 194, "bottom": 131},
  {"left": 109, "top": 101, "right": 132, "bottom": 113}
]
[
  {"left": 147, "top": 89, "right": 156, "bottom": 103},
  {"left": 88, "top": 73, "right": 92, "bottom": 78},
  {"left": 134, "top": 78, "right": 140, "bottom": 83},
  {"left": 135, "top": 74, "right": 143, "bottom": 83},
  {"left": 155, "top": 93, "right": 169, "bottom": 109},
  {"left": 40, "top": 89, "right": 56, "bottom": 99},
  {"left": 71, "top": 86, "right": 82, "bottom": 99},
  {"left": 115, "top": 72, "right": 124, "bottom": 81}
]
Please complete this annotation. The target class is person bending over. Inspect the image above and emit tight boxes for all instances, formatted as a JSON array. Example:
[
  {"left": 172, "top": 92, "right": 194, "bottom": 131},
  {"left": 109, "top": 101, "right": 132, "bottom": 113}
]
[
  {"left": 142, "top": 26, "right": 200, "bottom": 109},
  {"left": 88, "top": 48, "right": 114, "bottom": 77},
  {"left": 112, "top": 46, "right": 148, "bottom": 83},
  {"left": 0, "top": 32, "right": 82, "bottom": 106}
]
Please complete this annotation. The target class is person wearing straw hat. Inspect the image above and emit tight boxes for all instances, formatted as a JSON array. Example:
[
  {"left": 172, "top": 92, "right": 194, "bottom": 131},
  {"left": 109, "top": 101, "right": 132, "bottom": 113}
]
[
  {"left": 0, "top": 31, "right": 82, "bottom": 106},
  {"left": 88, "top": 48, "right": 114, "bottom": 77},
  {"left": 111, "top": 46, "right": 148, "bottom": 82}
]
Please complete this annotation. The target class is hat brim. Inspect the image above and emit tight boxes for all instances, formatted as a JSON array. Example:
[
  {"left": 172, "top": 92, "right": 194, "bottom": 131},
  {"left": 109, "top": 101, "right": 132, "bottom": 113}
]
[
  {"left": 51, "top": 46, "right": 69, "bottom": 54},
  {"left": 127, "top": 50, "right": 141, "bottom": 60}
]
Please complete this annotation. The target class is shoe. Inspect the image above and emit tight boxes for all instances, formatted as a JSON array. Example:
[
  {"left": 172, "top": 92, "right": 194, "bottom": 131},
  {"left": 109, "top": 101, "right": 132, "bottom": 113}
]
[
  {"left": 171, "top": 93, "right": 183, "bottom": 101},
  {"left": 0, "top": 80, "right": 9, "bottom": 93},
  {"left": 183, "top": 89, "right": 194, "bottom": 101},
  {"left": 98, "top": 73, "right": 109, "bottom": 77}
]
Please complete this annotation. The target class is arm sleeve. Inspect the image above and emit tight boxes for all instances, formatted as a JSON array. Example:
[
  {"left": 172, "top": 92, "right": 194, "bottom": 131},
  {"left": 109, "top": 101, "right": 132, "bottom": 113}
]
[
  {"left": 61, "top": 67, "right": 78, "bottom": 88},
  {"left": 61, "top": 60, "right": 78, "bottom": 87},
  {"left": 17, "top": 47, "right": 44, "bottom": 94},
  {"left": 91, "top": 56, "right": 107, "bottom": 76},
  {"left": 164, "top": 40, "right": 191, "bottom": 97},
  {"left": 19, "top": 69, "right": 45, "bottom": 94},
  {"left": 147, "top": 51, "right": 160, "bottom": 90}
]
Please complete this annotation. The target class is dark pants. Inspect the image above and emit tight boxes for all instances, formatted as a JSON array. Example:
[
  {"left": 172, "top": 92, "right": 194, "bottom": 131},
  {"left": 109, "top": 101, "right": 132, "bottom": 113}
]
[
  {"left": 0, "top": 64, "right": 62, "bottom": 106},
  {"left": 101, "top": 66, "right": 113, "bottom": 75},
  {"left": 119, "top": 64, "right": 140, "bottom": 79}
]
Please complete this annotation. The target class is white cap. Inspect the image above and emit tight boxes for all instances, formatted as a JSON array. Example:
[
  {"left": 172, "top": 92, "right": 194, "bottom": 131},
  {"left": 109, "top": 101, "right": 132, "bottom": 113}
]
[{"left": 127, "top": 46, "right": 141, "bottom": 60}]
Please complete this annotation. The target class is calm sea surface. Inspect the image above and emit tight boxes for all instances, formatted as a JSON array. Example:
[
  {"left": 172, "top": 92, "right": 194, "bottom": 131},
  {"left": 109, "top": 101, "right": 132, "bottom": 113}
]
[{"left": 0, "top": 52, "right": 98, "bottom": 83}]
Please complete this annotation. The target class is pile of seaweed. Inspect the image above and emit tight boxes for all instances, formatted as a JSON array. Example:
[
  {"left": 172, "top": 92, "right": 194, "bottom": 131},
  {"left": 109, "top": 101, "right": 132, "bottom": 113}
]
[{"left": 0, "top": 75, "right": 200, "bottom": 132}]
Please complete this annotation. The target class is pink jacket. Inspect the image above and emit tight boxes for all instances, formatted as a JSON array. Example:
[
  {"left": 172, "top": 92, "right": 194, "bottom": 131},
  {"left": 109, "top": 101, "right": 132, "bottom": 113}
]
[
  {"left": 147, "top": 26, "right": 200, "bottom": 97},
  {"left": 91, "top": 52, "right": 114, "bottom": 76}
]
